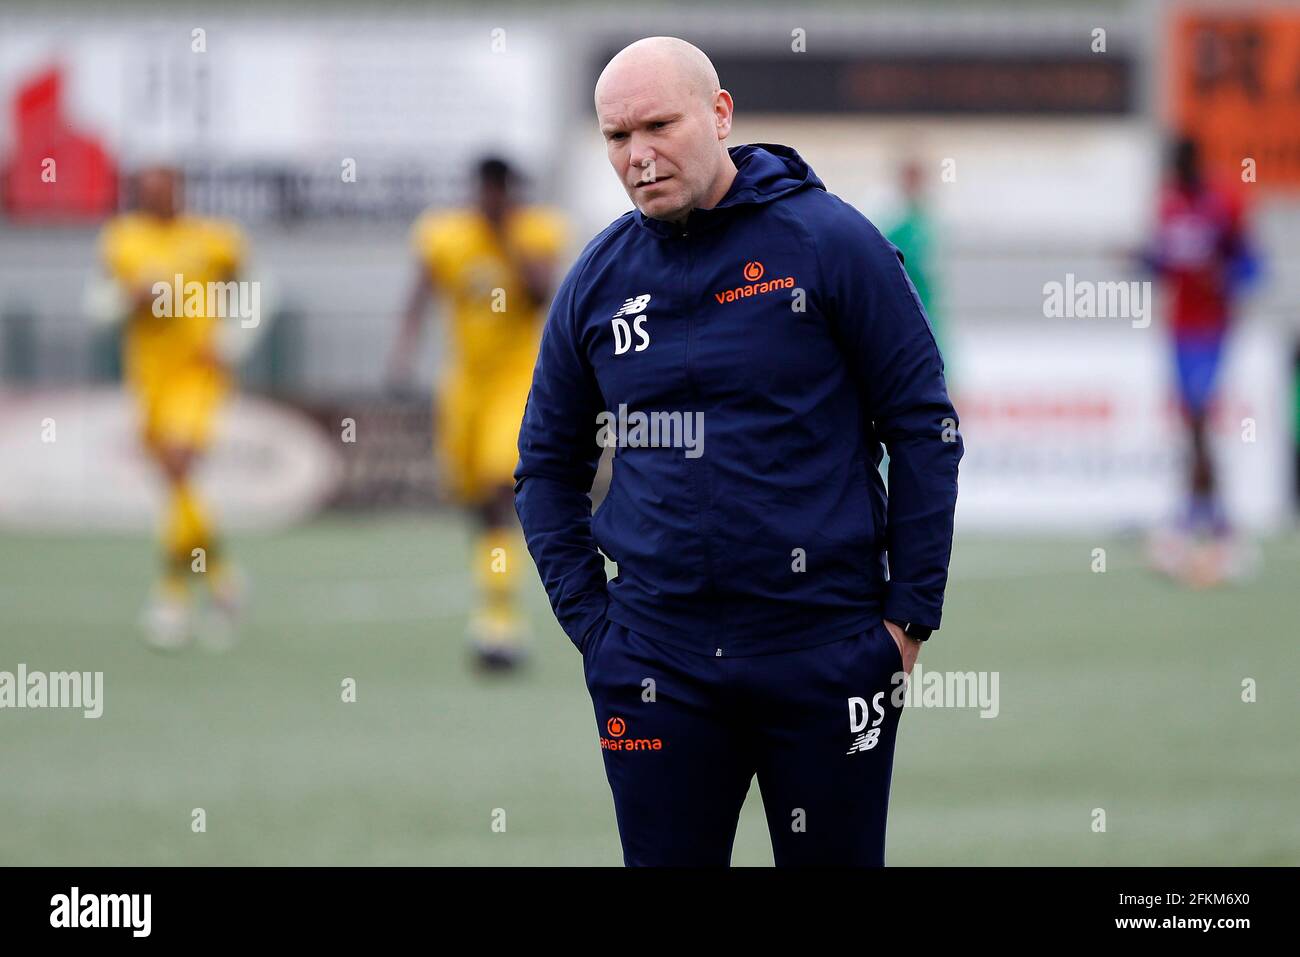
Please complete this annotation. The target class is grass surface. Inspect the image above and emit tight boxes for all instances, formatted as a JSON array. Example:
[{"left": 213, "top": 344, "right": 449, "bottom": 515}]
[{"left": 1, "top": 515, "right": 1297, "bottom": 865}]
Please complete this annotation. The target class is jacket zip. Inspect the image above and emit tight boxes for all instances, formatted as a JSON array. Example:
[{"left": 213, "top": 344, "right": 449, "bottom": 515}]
[{"left": 679, "top": 225, "right": 723, "bottom": 646}]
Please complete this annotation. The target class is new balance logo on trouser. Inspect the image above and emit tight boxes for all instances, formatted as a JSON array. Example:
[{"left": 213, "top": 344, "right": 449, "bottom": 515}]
[{"left": 581, "top": 619, "right": 905, "bottom": 867}]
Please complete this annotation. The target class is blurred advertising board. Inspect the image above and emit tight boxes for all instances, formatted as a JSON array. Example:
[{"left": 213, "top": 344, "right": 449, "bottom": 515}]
[
  {"left": 951, "top": 321, "right": 1293, "bottom": 532},
  {"left": 1170, "top": 7, "right": 1300, "bottom": 191},
  {"left": 0, "top": 18, "right": 562, "bottom": 222},
  {"left": 0, "top": 389, "right": 342, "bottom": 532}
]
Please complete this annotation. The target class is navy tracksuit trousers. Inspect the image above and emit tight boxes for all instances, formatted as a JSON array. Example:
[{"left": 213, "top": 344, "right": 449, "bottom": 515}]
[{"left": 581, "top": 618, "right": 906, "bottom": 867}]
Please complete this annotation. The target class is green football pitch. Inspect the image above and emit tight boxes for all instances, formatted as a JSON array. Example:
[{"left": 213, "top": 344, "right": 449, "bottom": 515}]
[{"left": 2, "top": 513, "right": 1297, "bottom": 865}]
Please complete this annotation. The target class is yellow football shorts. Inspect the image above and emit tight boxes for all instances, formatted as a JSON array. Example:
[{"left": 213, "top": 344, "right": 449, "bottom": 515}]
[
  {"left": 437, "top": 360, "right": 534, "bottom": 505},
  {"left": 133, "top": 366, "right": 228, "bottom": 453}
]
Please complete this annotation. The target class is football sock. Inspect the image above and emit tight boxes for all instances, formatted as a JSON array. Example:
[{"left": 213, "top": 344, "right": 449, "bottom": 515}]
[
  {"left": 162, "top": 480, "right": 222, "bottom": 592},
  {"left": 474, "top": 525, "right": 522, "bottom": 629}
]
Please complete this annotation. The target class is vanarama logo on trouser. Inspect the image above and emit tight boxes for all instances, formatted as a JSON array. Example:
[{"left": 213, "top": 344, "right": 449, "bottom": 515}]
[{"left": 599, "top": 715, "right": 664, "bottom": 751}]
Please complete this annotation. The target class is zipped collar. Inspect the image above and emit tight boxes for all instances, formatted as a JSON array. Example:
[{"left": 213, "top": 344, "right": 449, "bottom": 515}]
[{"left": 635, "top": 143, "right": 824, "bottom": 239}]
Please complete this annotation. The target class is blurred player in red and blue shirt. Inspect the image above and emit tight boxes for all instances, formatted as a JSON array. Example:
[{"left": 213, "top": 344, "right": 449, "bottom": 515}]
[{"left": 1141, "top": 135, "right": 1259, "bottom": 584}]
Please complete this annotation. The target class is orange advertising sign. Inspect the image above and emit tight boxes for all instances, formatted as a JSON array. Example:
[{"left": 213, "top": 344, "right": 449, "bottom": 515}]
[{"left": 1170, "top": 7, "right": 1300, "bottom": 189}]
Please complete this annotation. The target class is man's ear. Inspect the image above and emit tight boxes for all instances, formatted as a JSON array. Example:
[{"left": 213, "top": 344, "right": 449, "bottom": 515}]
[{"left": 714, "top": 89, "right": 734, "bottom": 140}]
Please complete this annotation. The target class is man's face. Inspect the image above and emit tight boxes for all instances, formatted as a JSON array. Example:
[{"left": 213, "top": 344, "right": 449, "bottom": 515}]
[
  {"left": 136, "top": 167, "right": 180, "bottom": 218},
  {"left": 901, "top": 162, "right": 923, "bottom": 203},
  {"left": 478, "top": 180, "right": 510, "bottom": 224},
  {"left": 597, "top": 73, "right": 722, "bottom": 222}
]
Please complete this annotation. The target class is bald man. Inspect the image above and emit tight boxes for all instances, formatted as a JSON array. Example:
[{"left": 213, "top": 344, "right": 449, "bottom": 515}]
[{"left": 515, "top": 38, "right": 962, "bottom": 866}]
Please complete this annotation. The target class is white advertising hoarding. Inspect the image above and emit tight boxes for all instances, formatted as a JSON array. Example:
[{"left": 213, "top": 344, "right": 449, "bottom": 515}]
[{"left": 950, "top": 321, "right": 1292, "bottom": 532}]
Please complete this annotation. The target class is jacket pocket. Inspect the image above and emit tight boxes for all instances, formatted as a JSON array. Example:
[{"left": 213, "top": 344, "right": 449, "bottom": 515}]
[
  {"left": 581, "top": 617, "right": 615, "bottom": 686},
  {"left": 580, "top": 614, "right": 612, "bottom": 658}
]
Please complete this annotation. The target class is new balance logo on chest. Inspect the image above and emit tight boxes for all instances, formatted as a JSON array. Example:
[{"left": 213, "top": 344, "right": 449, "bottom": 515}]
[{"left": 612, "top": 293, "right": 651, "bottom": 355}]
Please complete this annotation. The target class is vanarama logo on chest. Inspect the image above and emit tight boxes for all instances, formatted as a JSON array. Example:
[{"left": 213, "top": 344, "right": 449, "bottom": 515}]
[{"left": 713, "top": 261, "right": 796, "bottom": 304}]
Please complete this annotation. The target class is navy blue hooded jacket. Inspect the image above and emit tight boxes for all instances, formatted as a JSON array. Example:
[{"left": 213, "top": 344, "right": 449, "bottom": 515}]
[{"left": 514, "top": 143, "right": 962, "bottom": 657}]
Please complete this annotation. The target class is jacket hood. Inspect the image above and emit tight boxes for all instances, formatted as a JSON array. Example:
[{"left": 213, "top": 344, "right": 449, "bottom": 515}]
[{"left": 635, "top": 142, "right": 824, "bottom": 237}]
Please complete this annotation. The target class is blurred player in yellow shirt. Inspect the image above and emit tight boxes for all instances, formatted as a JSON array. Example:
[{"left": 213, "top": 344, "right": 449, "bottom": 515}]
[
  {"left": 90, "top": 164, "right": 254, "bottom": 651},
  {"left": 389, "top": 157, "right": 567, "bottom": 670}
]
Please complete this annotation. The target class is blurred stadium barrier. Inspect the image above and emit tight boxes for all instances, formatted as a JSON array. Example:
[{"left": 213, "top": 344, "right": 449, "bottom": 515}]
[{"left": 1, "top": 1, "right": 1296, "bottom": 532}]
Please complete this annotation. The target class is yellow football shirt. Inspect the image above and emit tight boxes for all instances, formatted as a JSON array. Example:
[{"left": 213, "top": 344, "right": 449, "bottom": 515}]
[
  {"left": 411, "top": 206, "right": 567, "bottom": 376},
  {"left": 99, "top": 213, "right": 245, "bottom": 448},
  {"left": 99, "top": 213, "right": 245, "bottom": 388}
]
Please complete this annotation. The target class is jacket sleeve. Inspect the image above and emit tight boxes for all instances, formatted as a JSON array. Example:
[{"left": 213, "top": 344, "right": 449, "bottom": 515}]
[
  {"left": 815, "top": 201, "right": 963, "bottom": 633},
  {"left": 513, "top": 258, "right": 610, "bottom": 650}
]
